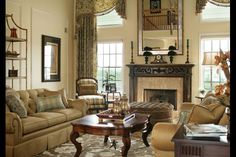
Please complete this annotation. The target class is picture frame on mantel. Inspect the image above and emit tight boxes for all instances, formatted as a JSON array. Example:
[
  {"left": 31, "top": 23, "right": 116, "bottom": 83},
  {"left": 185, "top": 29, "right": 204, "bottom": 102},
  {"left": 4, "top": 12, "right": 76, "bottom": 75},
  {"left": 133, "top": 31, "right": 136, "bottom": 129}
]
[{"left": 41, "top": 35, "right": 61, "bottom": 82}]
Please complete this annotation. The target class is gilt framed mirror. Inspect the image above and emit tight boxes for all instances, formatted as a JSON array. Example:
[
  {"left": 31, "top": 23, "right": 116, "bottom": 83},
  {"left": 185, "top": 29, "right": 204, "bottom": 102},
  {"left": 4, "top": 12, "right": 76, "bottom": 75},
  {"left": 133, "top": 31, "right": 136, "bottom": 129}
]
[
  {"left": 42, "top": 35, "right": 61, "bottom": 82},
  {"left": 138, "top": 0, "right": 183, "bottom": 55}
]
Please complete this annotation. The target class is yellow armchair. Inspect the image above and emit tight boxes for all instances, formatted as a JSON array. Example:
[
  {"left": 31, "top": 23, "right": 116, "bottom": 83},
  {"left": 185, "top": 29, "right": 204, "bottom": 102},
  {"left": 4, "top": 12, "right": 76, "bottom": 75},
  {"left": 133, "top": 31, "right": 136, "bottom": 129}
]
[{"left": 150, "top": 96, "right": 229, "bottom": 157}]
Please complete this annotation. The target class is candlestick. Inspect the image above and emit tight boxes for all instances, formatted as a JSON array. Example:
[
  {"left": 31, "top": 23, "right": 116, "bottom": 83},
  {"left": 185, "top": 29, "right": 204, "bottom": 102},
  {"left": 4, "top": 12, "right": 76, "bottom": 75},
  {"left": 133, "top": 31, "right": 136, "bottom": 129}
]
[
  {"left": 185, "top": 39, "right": 190, "bottom": 64},
  {"left": 130, "top": 41, "right": 134, "bottom": 64}
]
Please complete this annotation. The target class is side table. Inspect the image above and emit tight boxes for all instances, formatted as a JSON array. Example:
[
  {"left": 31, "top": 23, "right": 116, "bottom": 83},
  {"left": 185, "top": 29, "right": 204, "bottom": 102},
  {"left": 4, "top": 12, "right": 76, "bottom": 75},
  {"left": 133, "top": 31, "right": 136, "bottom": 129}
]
[
  {"left": 172, "top": 125, "right": 230, "bottom": 157},
  {"left": 101, "top": 91, "right": 121, "bottom": 104}
]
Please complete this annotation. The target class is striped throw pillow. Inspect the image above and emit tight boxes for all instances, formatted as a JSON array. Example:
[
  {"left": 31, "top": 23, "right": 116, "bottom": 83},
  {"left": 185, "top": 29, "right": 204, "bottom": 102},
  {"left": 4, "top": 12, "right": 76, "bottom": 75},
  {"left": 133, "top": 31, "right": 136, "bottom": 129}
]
[{"left": 36, "top": 95, "right": 65, "bottom": 112}]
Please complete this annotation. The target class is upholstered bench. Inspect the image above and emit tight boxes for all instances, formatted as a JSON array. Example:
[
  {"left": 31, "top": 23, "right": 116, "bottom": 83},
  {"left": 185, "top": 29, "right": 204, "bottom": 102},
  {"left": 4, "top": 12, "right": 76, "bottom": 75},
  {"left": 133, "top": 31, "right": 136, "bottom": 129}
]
[{"left": 129, "top": 102, "right": 174, "bottom": 125}]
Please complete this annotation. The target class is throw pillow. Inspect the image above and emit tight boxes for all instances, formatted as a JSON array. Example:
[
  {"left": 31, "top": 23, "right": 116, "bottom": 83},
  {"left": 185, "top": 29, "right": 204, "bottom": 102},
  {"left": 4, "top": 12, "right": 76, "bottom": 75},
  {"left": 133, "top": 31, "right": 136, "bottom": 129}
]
[
  {"left": 36, "top": 94, "right": 65, "bottom": 112},
  {"left": 188, "top": 103, "right": 225, "bottom": 124},
  {"left": 42, "top": 88, "right": 69, "bottom": 108},
  {"left": 6, "top": 95, "right": 27, "bottom": 118}
]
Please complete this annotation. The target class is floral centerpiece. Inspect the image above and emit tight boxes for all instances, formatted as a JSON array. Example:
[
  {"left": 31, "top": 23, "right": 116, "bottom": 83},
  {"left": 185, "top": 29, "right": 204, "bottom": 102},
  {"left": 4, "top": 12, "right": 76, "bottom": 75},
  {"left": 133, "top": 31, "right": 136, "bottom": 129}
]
[{"left": 214, "top": 49, "right": 230, "bottom": 106}]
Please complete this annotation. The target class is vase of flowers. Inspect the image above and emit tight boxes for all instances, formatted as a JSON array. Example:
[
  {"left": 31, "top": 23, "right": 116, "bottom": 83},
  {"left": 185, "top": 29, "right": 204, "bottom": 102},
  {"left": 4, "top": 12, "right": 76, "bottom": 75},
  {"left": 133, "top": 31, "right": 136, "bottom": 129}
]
[{"left": 214, "top": 49, "right": 230, "bottom": 140}]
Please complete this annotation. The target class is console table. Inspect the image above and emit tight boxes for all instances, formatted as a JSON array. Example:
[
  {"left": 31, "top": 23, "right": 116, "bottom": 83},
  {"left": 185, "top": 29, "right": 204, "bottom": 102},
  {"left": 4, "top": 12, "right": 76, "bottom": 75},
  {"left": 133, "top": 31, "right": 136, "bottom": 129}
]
[{"left": 172, "top": 125, "right": 230, "bottom": 157}]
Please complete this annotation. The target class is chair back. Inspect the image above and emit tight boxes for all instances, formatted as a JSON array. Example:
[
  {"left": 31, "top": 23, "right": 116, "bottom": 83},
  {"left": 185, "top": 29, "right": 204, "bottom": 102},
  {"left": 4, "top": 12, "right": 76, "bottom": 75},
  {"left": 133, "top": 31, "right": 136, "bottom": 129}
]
[{"left": 76, "top": 78, "right": 98, "bottom": 96}]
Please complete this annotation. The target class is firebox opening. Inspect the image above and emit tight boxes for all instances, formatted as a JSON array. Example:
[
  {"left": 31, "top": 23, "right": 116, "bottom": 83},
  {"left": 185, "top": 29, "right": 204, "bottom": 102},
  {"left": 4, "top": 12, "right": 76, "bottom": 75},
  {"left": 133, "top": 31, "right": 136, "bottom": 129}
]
[{"left": 144, "top": 89, "right": 177, "bottom": 110}]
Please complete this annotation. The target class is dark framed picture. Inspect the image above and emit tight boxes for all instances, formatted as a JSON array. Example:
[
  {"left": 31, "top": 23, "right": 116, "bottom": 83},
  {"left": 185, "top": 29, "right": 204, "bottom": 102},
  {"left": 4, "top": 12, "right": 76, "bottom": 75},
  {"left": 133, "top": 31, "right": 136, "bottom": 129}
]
[
  {"left": 109, "top": 83, "right": 117, "bottom": 92},
  {"left": 150, "top": 0, "right": 161, "bottom": 13},
  {"left": 42, "top": 35, "right": 61, "bottom": 82}
]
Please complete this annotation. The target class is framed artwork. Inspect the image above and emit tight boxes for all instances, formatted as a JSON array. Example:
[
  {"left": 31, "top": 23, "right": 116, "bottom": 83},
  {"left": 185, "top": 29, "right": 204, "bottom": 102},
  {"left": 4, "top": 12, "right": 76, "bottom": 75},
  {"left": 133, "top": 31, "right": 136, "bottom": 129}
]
[
  {"left": 42, "top": 35, "right": 61, "bottom": 82},
  {"left": 150, "top": 0, "right": 161, "bottom": 13}
]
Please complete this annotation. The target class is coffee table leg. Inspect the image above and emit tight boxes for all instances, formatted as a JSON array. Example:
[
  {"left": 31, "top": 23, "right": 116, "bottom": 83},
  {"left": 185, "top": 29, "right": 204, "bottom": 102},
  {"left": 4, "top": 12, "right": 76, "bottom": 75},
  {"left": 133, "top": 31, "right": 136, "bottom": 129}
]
[
  {"left": 70, "top": 130, "right": 82, "bottom": 157},
  {"left": 104, "top": 135, "right": 109, "bottom": 143},
  {"left": 142, "top": 116, "right": 153, "bottom": 147},
  {"left": 121, "top": 135, "right": 131, "bottom": 157}
]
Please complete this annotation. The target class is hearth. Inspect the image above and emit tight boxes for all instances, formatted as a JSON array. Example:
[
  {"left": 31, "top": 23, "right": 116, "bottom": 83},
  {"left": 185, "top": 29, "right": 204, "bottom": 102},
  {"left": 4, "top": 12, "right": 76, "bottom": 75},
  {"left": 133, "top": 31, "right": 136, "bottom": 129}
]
[{"left": 144, "top": 89, "right": 177, "bottom": 110}]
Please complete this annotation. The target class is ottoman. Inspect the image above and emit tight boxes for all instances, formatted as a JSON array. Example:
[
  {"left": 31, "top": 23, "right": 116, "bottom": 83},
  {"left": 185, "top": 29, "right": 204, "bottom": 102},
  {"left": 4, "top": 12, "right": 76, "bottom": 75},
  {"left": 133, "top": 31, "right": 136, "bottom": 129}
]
[{"left": 129, "top": 102, "right": 174, "bottom": 125}]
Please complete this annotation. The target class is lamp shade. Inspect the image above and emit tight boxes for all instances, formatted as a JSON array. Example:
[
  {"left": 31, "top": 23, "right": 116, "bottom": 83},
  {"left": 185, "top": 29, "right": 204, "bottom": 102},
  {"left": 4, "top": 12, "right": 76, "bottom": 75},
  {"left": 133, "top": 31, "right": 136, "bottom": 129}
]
[{"left": 202, "top": 52, "right": 218, "bottom": 65}]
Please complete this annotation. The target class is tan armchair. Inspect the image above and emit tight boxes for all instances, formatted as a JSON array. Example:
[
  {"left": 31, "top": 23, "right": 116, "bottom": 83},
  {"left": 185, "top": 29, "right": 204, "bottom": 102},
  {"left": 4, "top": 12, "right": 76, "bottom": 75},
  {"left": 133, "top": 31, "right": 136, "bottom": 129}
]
[
  {"left": 76, "top": 77, "right": 107, "bottom": 113},
  {"left": 150, "top": 96, "right": 229, "bottom": 157}
]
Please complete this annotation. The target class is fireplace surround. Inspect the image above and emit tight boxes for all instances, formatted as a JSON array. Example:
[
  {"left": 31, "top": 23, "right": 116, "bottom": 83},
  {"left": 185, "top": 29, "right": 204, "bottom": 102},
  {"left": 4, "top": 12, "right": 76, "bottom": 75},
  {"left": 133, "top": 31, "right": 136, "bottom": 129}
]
[{"left": 127, "top": 64, "right": 194, "bottom": 110}]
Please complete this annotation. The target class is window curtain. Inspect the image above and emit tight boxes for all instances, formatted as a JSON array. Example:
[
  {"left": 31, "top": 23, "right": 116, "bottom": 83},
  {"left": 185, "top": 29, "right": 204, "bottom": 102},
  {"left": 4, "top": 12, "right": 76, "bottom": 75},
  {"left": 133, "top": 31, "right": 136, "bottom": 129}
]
[
  {"left": 75, "top": 0, "right": 126, "bottom": 79},
  {"left": 196, "top": 0, "right": 230, "bottom": 13}
]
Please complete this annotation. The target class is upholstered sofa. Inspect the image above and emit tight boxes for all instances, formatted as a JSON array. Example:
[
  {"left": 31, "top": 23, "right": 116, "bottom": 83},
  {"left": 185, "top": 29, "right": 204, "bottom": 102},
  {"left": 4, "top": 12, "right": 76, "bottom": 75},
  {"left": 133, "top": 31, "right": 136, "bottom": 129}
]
[
  {"left": 6, "top": 88, "right": 88, "bottom": 157},
  {"left": 150, "top": 95, "right": 229, "bottom": 157}
]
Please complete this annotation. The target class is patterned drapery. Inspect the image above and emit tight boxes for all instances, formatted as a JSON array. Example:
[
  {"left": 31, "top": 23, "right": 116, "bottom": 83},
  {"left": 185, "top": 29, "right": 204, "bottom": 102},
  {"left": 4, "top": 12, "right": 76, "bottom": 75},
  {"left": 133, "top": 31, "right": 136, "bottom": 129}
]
[
  {"left": 76, "top": 14, "right": 97, "bottom": 78},
  {"left": 75, "top": 0, "right": 126, "bottom": 79},
  {"left": 196, "top": 0, "right": 230, "bottom": 13}
]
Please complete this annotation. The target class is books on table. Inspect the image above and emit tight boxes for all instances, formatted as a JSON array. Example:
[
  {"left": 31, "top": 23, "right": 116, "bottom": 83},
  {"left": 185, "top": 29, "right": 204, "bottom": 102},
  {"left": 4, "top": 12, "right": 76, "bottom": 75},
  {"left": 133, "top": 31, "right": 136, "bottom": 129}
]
[{"left": 184, "top": 124, "right": 227, "bottom": 140}]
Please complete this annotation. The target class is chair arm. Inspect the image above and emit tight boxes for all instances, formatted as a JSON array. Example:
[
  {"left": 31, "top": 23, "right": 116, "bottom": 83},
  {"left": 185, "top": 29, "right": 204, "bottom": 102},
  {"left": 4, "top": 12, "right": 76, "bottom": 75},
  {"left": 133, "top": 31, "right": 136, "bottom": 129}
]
[
  {"left": 6, "top": 112, "right": 23, "bottom": 145},
  {"left": 67, "top": 99, "right": 88, "bottom": 116},
  {"left": 151, "top": 122, "right": 180, "bottom": 151},
  {"left": 179, "top": 102, "right": 195, "bottom": 112}
]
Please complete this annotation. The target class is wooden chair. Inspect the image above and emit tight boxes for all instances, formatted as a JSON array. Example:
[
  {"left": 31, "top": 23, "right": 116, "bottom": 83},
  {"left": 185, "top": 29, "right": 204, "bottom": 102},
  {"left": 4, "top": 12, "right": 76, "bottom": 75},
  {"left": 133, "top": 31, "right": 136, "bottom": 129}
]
[{"left": 76, "top": 77, "right": 107, "bottom": 113}]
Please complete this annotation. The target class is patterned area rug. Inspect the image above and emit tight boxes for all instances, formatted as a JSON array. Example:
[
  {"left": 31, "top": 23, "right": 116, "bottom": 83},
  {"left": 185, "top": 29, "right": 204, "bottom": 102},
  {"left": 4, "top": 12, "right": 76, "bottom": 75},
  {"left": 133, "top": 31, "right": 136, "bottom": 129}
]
[{"left": 34, "top": 133, "right": 154, "bottom": 157}]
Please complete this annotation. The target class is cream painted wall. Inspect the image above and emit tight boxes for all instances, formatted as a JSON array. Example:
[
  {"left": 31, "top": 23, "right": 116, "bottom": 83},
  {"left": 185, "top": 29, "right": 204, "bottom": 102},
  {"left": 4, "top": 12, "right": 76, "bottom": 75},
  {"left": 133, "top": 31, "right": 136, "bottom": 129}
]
[
  {"left": 6, "top": 0, "right": 75, "bottom": 98},
  {"left": 97, "top": 0, "right": 230, "bottom": 104}
]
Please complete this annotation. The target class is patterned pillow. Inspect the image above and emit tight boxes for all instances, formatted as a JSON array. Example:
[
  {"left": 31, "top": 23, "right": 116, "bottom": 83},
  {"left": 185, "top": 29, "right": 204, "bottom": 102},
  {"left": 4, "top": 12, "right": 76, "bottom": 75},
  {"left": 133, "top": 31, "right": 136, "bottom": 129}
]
[
  {"left": 6, "top": 95, "right": 27, "bottom": 118},
  {"left": 36, "top": 94, "right": 65, "bottom": 112},
  {"left": 41, "top": 88, "right": 69, "bottom": 108}
]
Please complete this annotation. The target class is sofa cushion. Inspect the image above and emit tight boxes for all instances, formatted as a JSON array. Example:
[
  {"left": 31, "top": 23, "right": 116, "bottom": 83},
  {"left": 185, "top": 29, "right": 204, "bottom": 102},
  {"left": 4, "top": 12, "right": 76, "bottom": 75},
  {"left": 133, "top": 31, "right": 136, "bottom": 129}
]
[
  {"left": 78, "top": 95, "right": 105, "bottom": 105},
  {"left": 78, "top": 84, "right": 97, "bottom": 95},
  {"left": 30, "top": 112, "right": 66, "bottom": 127},
  {"left": 36, "top": 95, "right": 65, "bottom": 112},
  {"left": 21, "top": 116, "right": 48, "bottom": 135},
  {"left": 51, "top": 108, "right": 83, "bottom": 121},
  {"left": 6, "top": 95, "right": 27, "bottom": 118},
  {"left": 41, "top": 88, "right": 69, "bottom": 108}
]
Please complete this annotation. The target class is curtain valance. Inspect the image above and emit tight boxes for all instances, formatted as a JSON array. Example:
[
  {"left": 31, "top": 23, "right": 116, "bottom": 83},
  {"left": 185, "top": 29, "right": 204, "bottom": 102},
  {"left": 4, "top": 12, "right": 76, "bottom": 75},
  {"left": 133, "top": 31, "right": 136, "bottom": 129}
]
[{"left": 196, "top": 0, "right": 230, "bottom": 13}]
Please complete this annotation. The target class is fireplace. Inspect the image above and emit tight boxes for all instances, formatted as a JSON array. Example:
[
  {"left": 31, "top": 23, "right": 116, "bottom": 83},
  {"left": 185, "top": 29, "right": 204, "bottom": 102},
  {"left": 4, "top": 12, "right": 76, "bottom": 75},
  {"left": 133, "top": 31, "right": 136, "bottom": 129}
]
[
  {"left": 127, "top": 64, "right": 194, "bottom": 111},
  {"left": 144, "top": 89, "right": 177, "bottom": 110}
]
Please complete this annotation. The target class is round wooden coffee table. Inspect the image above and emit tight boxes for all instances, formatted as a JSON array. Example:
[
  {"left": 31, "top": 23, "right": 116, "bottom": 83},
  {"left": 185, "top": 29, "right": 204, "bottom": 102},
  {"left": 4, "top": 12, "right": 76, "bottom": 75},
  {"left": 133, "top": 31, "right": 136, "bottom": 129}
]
[{"left": 70, "top": 113, "right": 152, "bottom": 157}]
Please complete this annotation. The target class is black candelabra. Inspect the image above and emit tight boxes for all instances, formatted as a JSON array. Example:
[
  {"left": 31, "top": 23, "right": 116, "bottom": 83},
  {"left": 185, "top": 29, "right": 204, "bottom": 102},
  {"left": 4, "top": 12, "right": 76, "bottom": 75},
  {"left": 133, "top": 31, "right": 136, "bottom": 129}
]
[{"left": 185, "top": 39, "right": 190, "bottom": 64}]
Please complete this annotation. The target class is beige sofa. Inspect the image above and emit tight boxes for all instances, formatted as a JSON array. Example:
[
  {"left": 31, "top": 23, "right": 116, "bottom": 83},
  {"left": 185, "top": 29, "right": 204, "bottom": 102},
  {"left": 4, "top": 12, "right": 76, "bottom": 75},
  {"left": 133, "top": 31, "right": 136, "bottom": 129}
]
[{"left": 6, "top": 88, "right": 88, "bottom": 157}]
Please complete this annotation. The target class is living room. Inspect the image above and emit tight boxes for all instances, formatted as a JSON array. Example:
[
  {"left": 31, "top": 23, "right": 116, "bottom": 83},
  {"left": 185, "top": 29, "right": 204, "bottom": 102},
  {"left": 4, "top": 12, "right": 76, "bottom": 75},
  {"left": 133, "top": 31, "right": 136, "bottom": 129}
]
[{"left": 5, "top": 0, "right": 230, "bottom": 157}]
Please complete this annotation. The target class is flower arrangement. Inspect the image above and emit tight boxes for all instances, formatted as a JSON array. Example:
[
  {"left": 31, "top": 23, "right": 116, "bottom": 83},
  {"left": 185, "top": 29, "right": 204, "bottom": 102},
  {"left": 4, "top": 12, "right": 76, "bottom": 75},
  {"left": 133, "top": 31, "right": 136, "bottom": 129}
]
[{"left": 214, "top": 49, "right": 230, "bottom": 106}]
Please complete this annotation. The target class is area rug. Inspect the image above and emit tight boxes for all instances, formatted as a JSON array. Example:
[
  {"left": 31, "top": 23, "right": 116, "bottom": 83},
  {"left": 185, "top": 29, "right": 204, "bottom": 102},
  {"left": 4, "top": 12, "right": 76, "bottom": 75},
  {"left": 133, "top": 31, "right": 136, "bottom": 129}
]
[{"left": 34, "top": 133, "right": 154, "bottom": 157}]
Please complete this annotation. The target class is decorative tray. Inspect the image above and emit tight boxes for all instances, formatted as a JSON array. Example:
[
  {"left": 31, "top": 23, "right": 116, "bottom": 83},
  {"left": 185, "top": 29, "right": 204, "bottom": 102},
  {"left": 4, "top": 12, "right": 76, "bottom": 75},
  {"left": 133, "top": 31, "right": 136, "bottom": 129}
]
[{"left": 97, "top": 109, "right": 135, "bottom": 123}]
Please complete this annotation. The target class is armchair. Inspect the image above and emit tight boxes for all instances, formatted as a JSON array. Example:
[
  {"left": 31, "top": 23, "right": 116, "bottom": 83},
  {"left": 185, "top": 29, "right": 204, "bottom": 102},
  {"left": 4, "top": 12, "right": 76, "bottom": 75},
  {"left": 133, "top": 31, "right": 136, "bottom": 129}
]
[
  {"left": 76, "top": 77, "right": 107, "bottom": 113},
  {"left": 150, "top": 95, "right": 229, "bottom": 157}
]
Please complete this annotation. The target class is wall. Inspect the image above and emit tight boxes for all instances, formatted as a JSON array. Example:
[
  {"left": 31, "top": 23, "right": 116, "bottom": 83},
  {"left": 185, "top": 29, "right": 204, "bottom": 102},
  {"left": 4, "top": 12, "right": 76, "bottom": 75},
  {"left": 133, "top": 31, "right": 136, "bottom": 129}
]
[
  {"left": 97, "top": 0, "right": 230, "bottom": 104},
  {"left": 6, "top": 0, "right": 75, "bottom": 98}
]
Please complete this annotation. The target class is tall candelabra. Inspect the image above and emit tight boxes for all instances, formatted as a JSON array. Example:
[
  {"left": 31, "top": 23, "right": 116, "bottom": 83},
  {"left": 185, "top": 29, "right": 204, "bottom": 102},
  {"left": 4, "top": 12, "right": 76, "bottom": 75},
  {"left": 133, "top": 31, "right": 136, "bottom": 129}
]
[
  {"left": 185, "top": 39, "right": 190, "bottom": 64},
  {"left": 130, "top": 41, "right": 134, "bottom": 64}
]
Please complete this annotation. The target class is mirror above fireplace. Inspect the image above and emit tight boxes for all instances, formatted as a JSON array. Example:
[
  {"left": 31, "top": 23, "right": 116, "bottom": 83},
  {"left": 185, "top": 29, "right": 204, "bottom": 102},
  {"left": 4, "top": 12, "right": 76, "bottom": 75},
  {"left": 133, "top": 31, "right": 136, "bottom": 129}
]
[{"left": 137, "top": 0, "right": 183, "bottom": 55}]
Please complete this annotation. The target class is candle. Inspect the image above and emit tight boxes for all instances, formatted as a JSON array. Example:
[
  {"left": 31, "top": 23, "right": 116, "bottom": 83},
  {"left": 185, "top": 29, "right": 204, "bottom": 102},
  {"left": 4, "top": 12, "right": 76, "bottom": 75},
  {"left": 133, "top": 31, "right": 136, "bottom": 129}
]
[
  {"left": 131, "top": 41, "right": 133, "bottom": 49},
  {"left": 187, "top": 39, "right": 189, "bottom": 48}
]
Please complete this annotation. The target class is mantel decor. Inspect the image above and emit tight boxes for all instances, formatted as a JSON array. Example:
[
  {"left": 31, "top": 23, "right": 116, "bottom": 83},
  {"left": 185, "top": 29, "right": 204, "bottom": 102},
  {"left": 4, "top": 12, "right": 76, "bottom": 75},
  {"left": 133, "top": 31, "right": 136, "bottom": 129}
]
[{"left": 126, "top": 64, "right": 194, "bottom": 102}]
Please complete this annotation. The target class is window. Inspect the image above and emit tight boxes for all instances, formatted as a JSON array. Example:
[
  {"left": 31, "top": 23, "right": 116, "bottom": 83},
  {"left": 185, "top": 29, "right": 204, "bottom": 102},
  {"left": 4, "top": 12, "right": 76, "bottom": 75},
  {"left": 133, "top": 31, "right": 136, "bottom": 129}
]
[
  {"left": 97, "top": 41, "right": 123, "bottom": 92},
  {"left": 96, "top": 9, "right": 123, "bottom": 27},
  {"left": 200, "top": 36, "right": 230, "bottom": 92},
  {"left": 201, "top": 2, "right": 230, "bottom": 21}
]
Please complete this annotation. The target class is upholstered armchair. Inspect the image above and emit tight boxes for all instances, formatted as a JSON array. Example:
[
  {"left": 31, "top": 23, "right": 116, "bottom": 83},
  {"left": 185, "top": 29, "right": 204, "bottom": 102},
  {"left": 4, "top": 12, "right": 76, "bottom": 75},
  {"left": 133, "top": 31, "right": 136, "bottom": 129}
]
[
  {"left": 150, "top": 95, "right": 229, "bottom": 157},
  {"left": 76, "top": 78, "right": 107, "bottom": 113}
]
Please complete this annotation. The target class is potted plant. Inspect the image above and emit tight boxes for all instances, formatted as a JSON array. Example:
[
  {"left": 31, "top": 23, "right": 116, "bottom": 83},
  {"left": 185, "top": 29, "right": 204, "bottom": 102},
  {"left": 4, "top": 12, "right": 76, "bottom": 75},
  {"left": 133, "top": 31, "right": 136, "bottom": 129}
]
[
  {"left": 168, "top": 45, "right": 177, "bottom": 63},
  {"left": 102, "top": 71, "right": 115, "bottom": 92},
  {"left": 143, "top": 46, "right": 153, "bottom": 64}
]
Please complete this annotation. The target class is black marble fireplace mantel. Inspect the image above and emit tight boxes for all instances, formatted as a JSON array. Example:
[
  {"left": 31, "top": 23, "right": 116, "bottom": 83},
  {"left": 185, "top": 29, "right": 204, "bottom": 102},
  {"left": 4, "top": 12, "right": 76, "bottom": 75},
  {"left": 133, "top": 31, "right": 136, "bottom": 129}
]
[{"left": 126, "top": 64, "right": 194, "bottom": 103}]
